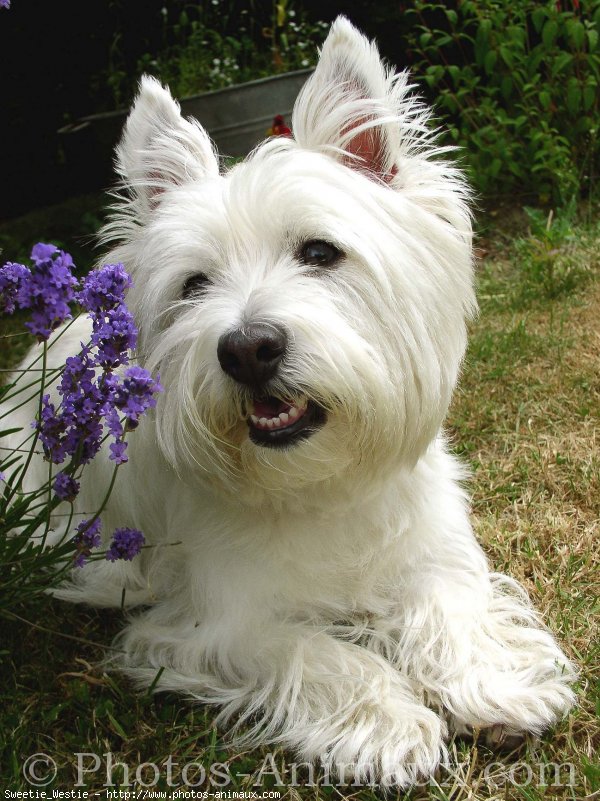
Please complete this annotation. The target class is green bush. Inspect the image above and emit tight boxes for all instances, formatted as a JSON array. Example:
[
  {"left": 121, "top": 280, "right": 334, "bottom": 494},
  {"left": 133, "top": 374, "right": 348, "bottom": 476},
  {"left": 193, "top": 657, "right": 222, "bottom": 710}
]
[{"left": 404, "top": 0, "right": 600, "bottom": 204}]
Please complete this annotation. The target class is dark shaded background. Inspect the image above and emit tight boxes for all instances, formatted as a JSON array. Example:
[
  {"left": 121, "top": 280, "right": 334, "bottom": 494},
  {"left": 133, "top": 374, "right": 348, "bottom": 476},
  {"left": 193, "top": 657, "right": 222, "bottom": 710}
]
[{"left": 0, "top": 0, "right": 408, "bottom": 220}]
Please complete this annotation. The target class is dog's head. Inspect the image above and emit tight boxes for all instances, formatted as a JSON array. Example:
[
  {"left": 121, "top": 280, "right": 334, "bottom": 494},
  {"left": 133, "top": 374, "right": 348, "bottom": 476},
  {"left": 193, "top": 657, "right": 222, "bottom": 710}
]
[{"left": 102, "top": 17, "right": 475, "bottom": 503}]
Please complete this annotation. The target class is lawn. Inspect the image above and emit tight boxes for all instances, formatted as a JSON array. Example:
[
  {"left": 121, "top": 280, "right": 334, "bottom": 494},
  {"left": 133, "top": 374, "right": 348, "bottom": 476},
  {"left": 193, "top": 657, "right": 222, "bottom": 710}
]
[{"left": 0, "top": 197, "right": 598, "bottom": 799}]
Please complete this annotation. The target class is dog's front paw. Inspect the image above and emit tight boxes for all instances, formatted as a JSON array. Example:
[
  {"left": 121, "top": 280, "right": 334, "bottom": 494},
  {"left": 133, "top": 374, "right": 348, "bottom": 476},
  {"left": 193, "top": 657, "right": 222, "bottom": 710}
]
[
  {"left": 308, "top": 698, "right": 446, "bottom": 787},
  {"left": 444, "top": 643, "right": 576, "bottom": 738}
]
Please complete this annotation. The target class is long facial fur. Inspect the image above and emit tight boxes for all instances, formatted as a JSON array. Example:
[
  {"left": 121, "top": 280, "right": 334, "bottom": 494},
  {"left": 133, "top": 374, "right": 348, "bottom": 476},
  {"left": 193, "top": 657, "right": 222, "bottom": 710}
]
[{"left": 98, "top": 29, "right": 475, "bottom": 505}]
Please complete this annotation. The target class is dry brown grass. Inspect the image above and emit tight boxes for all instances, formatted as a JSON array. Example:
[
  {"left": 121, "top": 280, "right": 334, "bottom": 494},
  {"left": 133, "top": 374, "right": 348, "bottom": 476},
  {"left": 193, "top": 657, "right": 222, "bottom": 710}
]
[{"left": 438, "top": 230, "right": 600, "bottom": 800}]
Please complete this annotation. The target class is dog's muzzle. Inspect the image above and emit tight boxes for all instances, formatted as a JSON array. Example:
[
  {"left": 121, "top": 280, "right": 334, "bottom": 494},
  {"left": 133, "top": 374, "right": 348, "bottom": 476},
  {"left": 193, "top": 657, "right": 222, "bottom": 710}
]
[{"left": 217, "top": 323, "right": 326, "bottom": 447}]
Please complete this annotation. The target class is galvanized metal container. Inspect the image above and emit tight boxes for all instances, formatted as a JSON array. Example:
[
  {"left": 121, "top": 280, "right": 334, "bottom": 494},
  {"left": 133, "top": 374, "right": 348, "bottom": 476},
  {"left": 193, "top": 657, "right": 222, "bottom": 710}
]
[{"left": 58, "top": 69, "right": 313, "bottom": 193}]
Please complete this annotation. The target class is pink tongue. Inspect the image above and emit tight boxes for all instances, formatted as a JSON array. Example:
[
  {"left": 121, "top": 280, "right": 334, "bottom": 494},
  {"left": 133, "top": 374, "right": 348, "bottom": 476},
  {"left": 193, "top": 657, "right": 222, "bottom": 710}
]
[{"left": 253, "top": 398, "right": 290, "bottom": 417}]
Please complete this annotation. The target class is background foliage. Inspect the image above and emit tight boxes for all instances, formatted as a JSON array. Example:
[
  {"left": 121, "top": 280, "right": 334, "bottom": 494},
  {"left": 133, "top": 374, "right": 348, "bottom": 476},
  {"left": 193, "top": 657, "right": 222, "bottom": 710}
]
[
  {"left": 1, "top": 1, "right": 598, "bottom": 216},
  {"left": 404, "top": 0, "right": 600, "bottom": 205},
  {"left": 112, "top": 3, "right": 328, "bottom": 102}
]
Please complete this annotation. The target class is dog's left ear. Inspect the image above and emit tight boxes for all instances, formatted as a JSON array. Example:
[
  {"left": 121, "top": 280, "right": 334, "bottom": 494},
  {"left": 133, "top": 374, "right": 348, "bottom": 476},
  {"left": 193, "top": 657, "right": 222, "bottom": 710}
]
[
  {"left": 116, "top": 76, "right": 219, "bottom": 215},
  {"left": 292, "top": 17, "right": 407, "bottom": 183}
]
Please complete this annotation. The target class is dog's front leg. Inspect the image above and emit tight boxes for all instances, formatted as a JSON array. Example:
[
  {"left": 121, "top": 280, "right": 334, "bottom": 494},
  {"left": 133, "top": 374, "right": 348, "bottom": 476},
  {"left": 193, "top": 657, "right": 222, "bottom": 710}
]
[
  {"left": 366, "top": 494, "right": 576, "bottom": 739},
  {"left": 116, "top": 608, "right": 445, "bottom": 786}
]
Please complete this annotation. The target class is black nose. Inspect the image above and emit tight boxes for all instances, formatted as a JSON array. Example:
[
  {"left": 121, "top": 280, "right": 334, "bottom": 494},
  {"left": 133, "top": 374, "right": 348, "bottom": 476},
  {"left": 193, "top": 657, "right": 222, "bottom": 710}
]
[{"left": 217, "top": 323, "right": 287, "bottom": 387}]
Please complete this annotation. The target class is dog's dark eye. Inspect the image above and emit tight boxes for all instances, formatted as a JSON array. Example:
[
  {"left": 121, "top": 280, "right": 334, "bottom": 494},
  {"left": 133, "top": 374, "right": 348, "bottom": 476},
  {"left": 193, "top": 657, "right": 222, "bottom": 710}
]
[
  {"left": 182, "top": 273, "right": 210, "bottom": 299},
  {"left": 299, "top": 240, "right": 342, "bottom": 268}
]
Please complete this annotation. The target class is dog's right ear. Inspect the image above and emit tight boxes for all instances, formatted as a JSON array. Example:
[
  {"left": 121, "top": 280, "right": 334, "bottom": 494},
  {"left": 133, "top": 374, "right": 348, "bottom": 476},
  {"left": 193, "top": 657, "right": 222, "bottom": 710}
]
[{"left": 116, "top": 76, "right": 219, "bottom": 215}]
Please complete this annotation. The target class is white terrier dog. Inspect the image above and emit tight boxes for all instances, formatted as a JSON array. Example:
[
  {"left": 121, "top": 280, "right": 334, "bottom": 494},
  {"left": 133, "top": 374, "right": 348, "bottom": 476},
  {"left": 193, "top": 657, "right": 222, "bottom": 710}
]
[{"left": 7, "top": 17, "right": 575, "bottom": 787}]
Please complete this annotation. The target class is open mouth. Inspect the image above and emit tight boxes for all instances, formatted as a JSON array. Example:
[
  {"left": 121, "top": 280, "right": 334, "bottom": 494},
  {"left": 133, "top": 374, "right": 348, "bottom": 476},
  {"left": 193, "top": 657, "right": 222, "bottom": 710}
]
[{"left": 247, "top": 396, "right": 326, "bottom": 448}]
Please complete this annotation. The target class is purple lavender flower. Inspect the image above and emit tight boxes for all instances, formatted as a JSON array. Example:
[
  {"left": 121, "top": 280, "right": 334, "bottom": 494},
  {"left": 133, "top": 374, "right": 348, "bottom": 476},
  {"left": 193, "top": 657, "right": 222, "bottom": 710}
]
[
  {"left": 76, "top": 517, "right": 102, "bottom": 544},
  {"left": 0, "top": 472, "right": 5, "bottom": 482},
  {"left": 1, "top": 246, "right": 158, "bottom": 576},
  {"left": 0, "top": 0, "right": 10, "bottom": 9},
  {"left": 104, "top": 406, "right": 124, "bottom": 439},
  {"left": 37, "top": 395, "right": 68, "bottom": 464},
  {"left": 59, "top": 350, "right": 96, "bottom": 390},
  {"left": 109, "top": 440, "right": 128, "bottom": 464},
  {"left": 115, "top": 366, "right": 162, "bottom": 427},
  {"left": 31, "top": 243, "right": 59, "bottom": 263},
  {"left": 53, "top": 471, "right": 80, "bottom": 502},
  {"left": 1, "top": 244, "right": 77, "bottom": 338},
  {"left": 2, "top": 247, "right": 159, "bottom": 570},
  {"left": 17, "top": 250, "right": 164, "bottom": 469},
  {"left": 90, "top": 305, "right": 138, "bottom": 367},
  {"left": 73, "top": 517, "right": 102, "bottom": 567},
  {"left": 77, "top": 263, "right": 132, "bottom": 313},
  {"left": 18, "top": 245, "right": 78, "bottom": 339},
  {"left": 0, "top": 262, "right": 30, "bottom": 314},
  {"left": 38, "top": 362, "right": 160, "bottom": 466},
  {"left": 106, "top": 527, "right": 145, "bottom": 562}
]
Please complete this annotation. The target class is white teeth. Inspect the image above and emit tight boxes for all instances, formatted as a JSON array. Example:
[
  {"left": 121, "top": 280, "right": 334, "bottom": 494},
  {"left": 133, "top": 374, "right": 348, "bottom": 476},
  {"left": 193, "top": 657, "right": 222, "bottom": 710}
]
[{"left": 250, "top": 402, "right": 309, "bottom": 432}]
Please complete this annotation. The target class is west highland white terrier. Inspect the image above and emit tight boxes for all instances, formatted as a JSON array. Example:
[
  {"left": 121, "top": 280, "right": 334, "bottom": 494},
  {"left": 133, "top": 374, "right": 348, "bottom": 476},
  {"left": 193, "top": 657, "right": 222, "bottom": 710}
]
[{"left": 7, "top": 17, "right": 575, "bottom": 787}]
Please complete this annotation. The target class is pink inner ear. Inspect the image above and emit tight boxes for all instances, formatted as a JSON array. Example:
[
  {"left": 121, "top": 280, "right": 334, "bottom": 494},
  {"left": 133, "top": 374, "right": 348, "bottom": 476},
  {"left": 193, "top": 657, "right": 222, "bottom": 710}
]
[
  {"left": 342, "top": 124, "right": 397, "bottom": 184},
  {"left": 147, "top": 169, "right": 167, "bottom": 209}
]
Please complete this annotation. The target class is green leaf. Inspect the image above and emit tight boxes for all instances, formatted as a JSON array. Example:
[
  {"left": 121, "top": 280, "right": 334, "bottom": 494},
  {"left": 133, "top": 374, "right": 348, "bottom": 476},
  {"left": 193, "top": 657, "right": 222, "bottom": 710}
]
[
  {"left": 573, "top": 116, "right": 592, "bottom": 132},
  {"left": 542, "top": 20, "right": 558, "bottom": 47},
  {"left": 0, "top": 427, "right": 23, "bottom": 438},
  {"left": 583, "top": 84, "right": 596, "bottom": 111},
  {"left": 567, "top": 20, "right": 586, "bottom": 50},
  {"left": 425, "top": 64, "right": 444, "bottom": 85},
  {"left": 587, "top": 54, "right": 600, "bottom": 81},
  {"left": 474, "top": 20, "right": 493, "bottom": 65},
  {"left": 490, "top": 158, "right": 502, "bottom": 177},
  {"left": 439, "top": 92, "right": 458, "bottom": 113},
  {"left": 445, "top": 9, "right": 458, "bottom": 25},
  {"left": 507, "top": 25, "right": 526, "bottom": 49},
  {"left": 566, "top": 79, "right": 581, "bottom": 114},
  {"left": 551, "top": 51, "right": 574, "bottom": 77},
  {"left": 484, "top": 50, "right": 498, "bottom": 75},
  {"left": 447, "top": 64, "right": 461, "bottom": 87},
  {"left": 499, "top": 45, "right": 514, "bottom": 68},
  {"left": 531, "top": 7, "right": 548, "bottom": 33},
  {"left": 477, "top": 17, "right": 492, "bottom": 36},
  {"left": 588, "top": 29, "right": 599, "bottom": 52},
  {"left": 434, "top": 33, "right": 452, "bottom": 47},
  {"left": 539, "top": 90, "right": 552, "bottom": 110},
  {"left": 501, "top": 75, "right": 513, "bottom": 100}
]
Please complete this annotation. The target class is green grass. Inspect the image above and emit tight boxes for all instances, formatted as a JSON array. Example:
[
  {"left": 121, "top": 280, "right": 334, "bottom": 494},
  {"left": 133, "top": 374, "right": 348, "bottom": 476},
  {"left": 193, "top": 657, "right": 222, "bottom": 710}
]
[{"left": 1, "top": 197, "right": 599, "bottom": 798}]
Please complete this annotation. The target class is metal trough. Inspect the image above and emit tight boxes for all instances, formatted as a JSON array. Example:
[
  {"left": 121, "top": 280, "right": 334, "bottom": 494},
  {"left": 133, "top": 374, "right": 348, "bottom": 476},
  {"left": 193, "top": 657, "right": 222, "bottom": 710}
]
[{"left": 58, "top": 69, "right": 313, "bottom": 193}]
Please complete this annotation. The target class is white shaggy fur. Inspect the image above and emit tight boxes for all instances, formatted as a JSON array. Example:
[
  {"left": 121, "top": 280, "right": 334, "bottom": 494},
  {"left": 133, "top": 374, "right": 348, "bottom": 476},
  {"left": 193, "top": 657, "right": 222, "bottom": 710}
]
[{"left": 4, "top": 17, "right": 575, "bottom": 787}]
